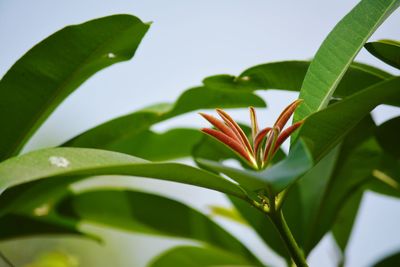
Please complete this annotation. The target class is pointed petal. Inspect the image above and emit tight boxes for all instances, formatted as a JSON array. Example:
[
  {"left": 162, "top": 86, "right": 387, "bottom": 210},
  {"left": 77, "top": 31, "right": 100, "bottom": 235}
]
[
  {"left": 249, "top": 107, "right": 259, "bottom": 142},
  {"left": 199, "top": 112, "right": 238, "bottom": 140},
  {"left": 254, "top": 127, "right": 271, "bottom": 154},
  {"left": 263, "top": 127, "right": 279, "bottom": 164},
  {"left": 216, "top": 109, "right": 254, "bottom": 155},
  {"left": 273, "top": 120, "right": 305, "bottom": 153},
  {"left": 274, "top": 99, "right": 303, "bottom": 131},
  {"left": 201, "top": 128, "right": 253, "bottom": 163}
]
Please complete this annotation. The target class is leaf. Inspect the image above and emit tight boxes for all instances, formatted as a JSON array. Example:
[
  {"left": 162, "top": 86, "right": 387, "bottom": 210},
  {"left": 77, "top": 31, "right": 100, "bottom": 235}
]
[
  {"left": 105, "top": 128, "right": 203, "bottom": 161},
  {"left": 0, "top": 147, "right": 246, "bottom": 199},
  {"left": 296, "top": 117, "right": 382, "bottom": 254},
  {"left": 57, "top": 189, "right": 262, "bottom": 265},
  {"left": 376, "top": 116, "right": 400, "bottom": 159},
  {"left": 0, "top": 15, "right": 150, "bottom": 161},
  {"left": 197, "top": 141, "right": 313, "bottom": 193},
  {"left": 372, "top": 250, "right": 400, "bottom": 267},
  {"left": 0, "top": 213, "right": 81, "bottom": 241},
  {"left": 64, "top": 85, "right": 265, "bottom": 151},
  {"left": 299, "top": 76, "right": 400, "bottom": 161},
  {"left": 148, "top": 246, "right": 258, "bottom": 267},
  {"left": 294, "top": 0, "right": 400, "bottom": 123},
  {"left": 332, "top": 187, "right": 364, "bottom": 252},
  {"left": 64, "top": 60, "right": 392, "bottom": 157},
  {"left": 365, "top": 39, "right": 400, "bottom": 69}
]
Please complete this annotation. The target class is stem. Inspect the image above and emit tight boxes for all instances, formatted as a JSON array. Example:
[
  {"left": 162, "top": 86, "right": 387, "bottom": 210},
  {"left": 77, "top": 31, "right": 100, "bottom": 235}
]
[{"left": 269, "top": 210, "right": 308, "bottom": 267}]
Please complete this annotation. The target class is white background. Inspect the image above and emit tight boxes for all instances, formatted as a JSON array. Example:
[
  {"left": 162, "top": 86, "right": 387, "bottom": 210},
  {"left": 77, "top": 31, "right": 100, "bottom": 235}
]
[{"left": 0, "top": 1, "right": 399, "bottom": 266}]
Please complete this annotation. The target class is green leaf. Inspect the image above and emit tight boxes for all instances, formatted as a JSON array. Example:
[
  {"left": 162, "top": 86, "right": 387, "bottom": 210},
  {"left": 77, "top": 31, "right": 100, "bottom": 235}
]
[
  {"left": 296, "top": 117, "right": 382, "bottom": 254},
  {"left": 57, "top": 189, "right": 262, "bottom": 265},
  {"left": 294, "top": 0, "right": 400, "bottom": 122},
  {"left": 365, "top": 39, "right": 400, "bottom": 69},
  {"left": 299, "top": 76, "right": 400, "bottom": 161},
  {"left": 197, "top": 141, "right": 313, "bottom": 193},
  {"left": 372, "top": 250, "right": 400, "bottom": 267},
  {"left": 332, "top": 187, "right": 364, "bottom": 252},
  {"left": 0, "top": 15, "right": 149, "bottom": 161},
  {"left": 0, "top": 177, "right": 91, "bottom": 241},
  {"left": 376, "top": 116, "right": 400, "bottom": 159},
  {"left": 105, "top": 128, "right": 203, "bottom": 161},
  {"left": 0, "top": 148, "right": 246, "bottom": 199},
  {"left": 64, "top": 85, "right": 265, "bottom": 151},
  {"left": 148, "top": 246, "right": 258, "bottom": 267},
  {"left": 204, "top": 61, "right": 393, "bottom": 104},
  {"left": 0, "top": 214, "right": 81, "bottom": 241}
]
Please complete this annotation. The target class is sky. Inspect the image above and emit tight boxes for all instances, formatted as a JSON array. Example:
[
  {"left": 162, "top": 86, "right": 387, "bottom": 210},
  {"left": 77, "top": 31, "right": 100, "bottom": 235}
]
[{"left": 0, "top": 1, "right": 399, "bottom": 266}]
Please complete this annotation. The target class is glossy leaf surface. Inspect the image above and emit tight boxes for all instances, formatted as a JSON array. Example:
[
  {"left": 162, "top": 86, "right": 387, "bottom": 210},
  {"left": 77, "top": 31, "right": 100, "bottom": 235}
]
[
  {"left": 0, "top": 15, "right": 149, "bottom": 161},
  {"left": 0, "top": 148, "right": 246, "bottom": 199},
  {"left": 295, "top": 0, "right": 400, "bottom": 122}
]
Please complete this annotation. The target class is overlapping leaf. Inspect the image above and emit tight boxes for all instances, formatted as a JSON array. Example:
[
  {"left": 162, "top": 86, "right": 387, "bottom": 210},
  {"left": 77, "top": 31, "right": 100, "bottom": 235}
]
[
  {"left": 365, "top": 39, "right": 400, "bottom": 69},
  {"left": 294, "top": 0, "right": 400, "bottom": 123}
]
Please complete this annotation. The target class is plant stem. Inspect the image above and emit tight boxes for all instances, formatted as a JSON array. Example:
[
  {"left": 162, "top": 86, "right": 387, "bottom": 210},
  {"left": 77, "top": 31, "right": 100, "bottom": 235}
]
[{"left": 269, "top": 210, "right": 308, "bottom": 267}]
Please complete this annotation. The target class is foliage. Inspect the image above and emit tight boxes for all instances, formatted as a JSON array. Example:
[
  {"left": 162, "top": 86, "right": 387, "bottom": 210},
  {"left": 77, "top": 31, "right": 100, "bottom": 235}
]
[{"left": 0, "top": 1, "right": 400, "bottom": 266}]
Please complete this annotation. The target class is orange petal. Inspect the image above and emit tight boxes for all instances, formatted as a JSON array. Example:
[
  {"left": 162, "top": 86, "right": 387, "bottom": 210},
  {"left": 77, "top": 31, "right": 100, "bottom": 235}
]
[
  {"left": 254, "top": 127, "right": 271, "bottom": 155},
  {"left": 249, "top": 107, "right": 259, "bottom": 142},
  {"left": 216, "top": 109, "right": 254, "bottom": 156},
  {"left": 201, "top": 128, "right": 253, "bottom": 163},
  {"left": 263, "top": 127, "right": 279, "bottom": 163},
  {"left": 274, "top": 99, "right": 303, "bottom": 131},
  {"left": 199, "top": 113, "right": 238, "bottom": 140},
  {"left": 273, "top": 120, "right": 304, "bottom": 154}
]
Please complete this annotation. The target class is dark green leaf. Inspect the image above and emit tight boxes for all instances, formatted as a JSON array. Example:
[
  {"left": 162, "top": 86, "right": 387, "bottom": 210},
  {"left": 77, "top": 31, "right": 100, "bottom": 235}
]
[
  {"left": 332, "top": 187, "right": 364, "bottom": 252},
  {"left": 376, "top": 116, "right": 400, "bottom": 159},
  {"left": 149, "top": 246, "right": 259, "bottom": 267},
  {"left": 294, "top": 0, "right": 400, "bottom": 122},
  {"left": 0, "top": 15, "right": 149, "bottom": 161},
  {"left": 365, "top": 39, "right": 400, "bottom": 69},
  {"left": 372, "top": 250, "right": 400, "bottom": 267}
]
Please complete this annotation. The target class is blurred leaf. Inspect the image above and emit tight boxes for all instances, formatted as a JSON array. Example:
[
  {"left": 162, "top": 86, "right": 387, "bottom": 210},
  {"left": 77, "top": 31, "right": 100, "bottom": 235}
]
[
  {"left": 197, "top": 141, "right": 313, "bottom": 193},
  {"left": 24, "top": 251, "right": 79, "bottom": 267},
  {"left": 294, "top": 0, "right": 400, "bottom": 123},
  {"left": 148, "top": 246, "right": 259, "bottom": 267},
  {"left": 57, "top": 189, "right": 262, "bottom": 265},
  {"left": 0, "top": 213, "right": 81, "bottom": 241},
  {"left": 0, "top": 148, "right": 246, "bottom": 199},
  {"left": 0, "top": 15, "right": 149, "bottom": 161},
  {"left": 107, "top": 128, "right": 202, "bottom": 161},
  {"left": 299, "top": 76, "right": 400, "bottom": 161},
  {"left": 376, "top": 116, "right": 400, "bottom": 159},
  {"left": 372, "top": 250, "right": 400, "bottom": 267},
  {"left": 63, "top": 84, "right": 265, "bottom": 152},
  {"left": 208, "top": 205, "right": 247, "bottom": 225},
  {"left": 365, "top": 39, "right": 400, "bottom": 69}
]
